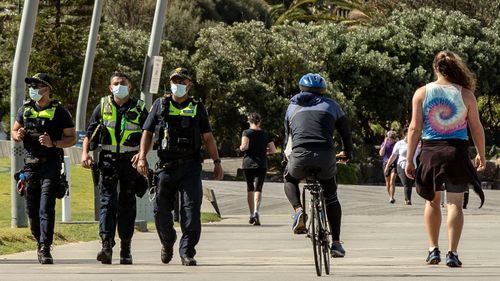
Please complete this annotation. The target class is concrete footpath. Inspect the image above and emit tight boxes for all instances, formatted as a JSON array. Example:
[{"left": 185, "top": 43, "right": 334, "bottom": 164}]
[{"left": 1, "top": 180, "right": 499, "bottom": 280}]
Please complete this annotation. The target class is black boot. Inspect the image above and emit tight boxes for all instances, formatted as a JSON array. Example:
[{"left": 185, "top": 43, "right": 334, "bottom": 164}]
[
  {"left": 97, "top": 236, "right": 114, "bottom": 264},
  {"left": 37, "top": 244, "right": 53, "bottom": 264},
  {"left": 120, "top": 240, "right": 133, "bottom": 265},
  {"left": 161, "top": 245, "right": 173, "bottom": 264}
]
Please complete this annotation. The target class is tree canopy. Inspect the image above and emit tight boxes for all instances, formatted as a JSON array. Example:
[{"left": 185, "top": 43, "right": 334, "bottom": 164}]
[{"left": 0, "top": 1, "right": 498, "bottom": 152}]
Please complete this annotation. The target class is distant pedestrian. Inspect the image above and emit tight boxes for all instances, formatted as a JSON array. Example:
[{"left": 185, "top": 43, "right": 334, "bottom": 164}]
[
  {"left": 385, "top": 127, "right": 420, "bottom": 205},
  {"left": 239, "top": 112, "right": 277, "bottom": 225},
  {"left": 405, "top": 50, "right": 486, "bottom": 268},
  {"left": 379, "top": 130, "right": 398, "bottom": 203}
]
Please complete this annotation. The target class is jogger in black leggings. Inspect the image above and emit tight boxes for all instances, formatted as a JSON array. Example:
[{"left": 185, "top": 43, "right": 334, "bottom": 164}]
[{"left": 240, "top": 112, "right": 277, "bottom": 225}]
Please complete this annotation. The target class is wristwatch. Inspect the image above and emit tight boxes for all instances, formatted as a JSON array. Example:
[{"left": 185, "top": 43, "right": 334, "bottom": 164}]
[{"left": 213, "top": 159, "right": 221, "bottom": 165}]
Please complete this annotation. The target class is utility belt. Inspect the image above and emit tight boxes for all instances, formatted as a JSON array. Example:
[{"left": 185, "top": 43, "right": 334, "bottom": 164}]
[
  {"left": 101, "top": 150, "right": 137, "bottom": 160},
  {"left": 158, "top": 157, "right": 199, "bottom": 170},
  {"left": 24, "top": 155, "right": 58, "bottom": 165}
]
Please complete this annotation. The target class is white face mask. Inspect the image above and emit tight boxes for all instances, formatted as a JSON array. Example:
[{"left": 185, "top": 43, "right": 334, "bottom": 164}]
[
  {"left": 112, "top": 85, "right": 129, "bottom": 99},
  {"left": 171, "top": 83, "right": 187, "bottom": 97},
  {"left": 29, "top": 88, "right": 43, "bottom": 102}
]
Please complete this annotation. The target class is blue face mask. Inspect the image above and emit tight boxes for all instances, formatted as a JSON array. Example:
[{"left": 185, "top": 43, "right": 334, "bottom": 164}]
[
  {"left": 171, "top": 83, "right": 187, "bottom": 97},
  {"left": 112, "top": 85, "right": 129, "bottom": 99},
  {"left": 29, "top": 88, "right": 43, "bottom": 102}
]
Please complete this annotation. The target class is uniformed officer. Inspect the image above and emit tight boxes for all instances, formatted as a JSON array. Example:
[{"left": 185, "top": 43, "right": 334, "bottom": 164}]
[
  {"left": 136, "top": 67, "right": 224, "bottom": 266},
  {"left": 11, "top": 73, "right": 76, "bottom": 264},
  {"left": 80, "top": 72, "right": 148, "bottom": 264}
]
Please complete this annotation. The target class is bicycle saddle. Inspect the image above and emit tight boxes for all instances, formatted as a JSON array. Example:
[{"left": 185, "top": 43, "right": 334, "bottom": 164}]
[{"left": 304, "top": 166, "right": 322, "bottom": 177}]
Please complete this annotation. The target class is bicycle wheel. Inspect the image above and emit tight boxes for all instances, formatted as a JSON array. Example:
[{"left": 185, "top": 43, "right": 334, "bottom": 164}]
[
  {"left": 311, "top": 199, "right": 322, "bottom": 276},
  {"left": 319, "top": 195, "right": 331, "bottom": 275}
]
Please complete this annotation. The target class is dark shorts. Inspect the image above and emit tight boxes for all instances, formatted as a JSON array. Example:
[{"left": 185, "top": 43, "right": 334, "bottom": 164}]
[
  {"left": 243, "top": 168, "right": 266, "bottom": 192},
  {"left": 383, "top": 161, "right": 397, "bottom": 177},
  {"left": 436, "top": 181, "right": 469, "bottom": 193},
  {"left": 287, "top": 147, "right": 336, "bottom": 181}
]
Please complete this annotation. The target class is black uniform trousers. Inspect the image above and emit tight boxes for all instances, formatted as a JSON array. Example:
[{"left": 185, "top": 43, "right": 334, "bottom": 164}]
[
  {"left": 98, "top": 152, "right": 138, "bottom": 242},
  {"left": 24, "top": 157, "right": 61, "bottom": 246},
  {"left": 154, "top": 160, "right": 202, "bottom": 258}
]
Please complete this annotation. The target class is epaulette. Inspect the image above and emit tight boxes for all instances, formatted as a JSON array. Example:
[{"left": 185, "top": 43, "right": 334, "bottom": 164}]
[
  {"left": 23, "top": 99, "right": 34, "bottom": 106},
  {"left": 50, "top": 100, "right": 61, "bottom": 107},
  {"left": 190, "top": 96, "right": 200, "bottom": 104}
]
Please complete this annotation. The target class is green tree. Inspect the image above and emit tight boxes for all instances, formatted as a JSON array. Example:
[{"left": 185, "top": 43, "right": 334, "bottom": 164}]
[
  {"left": 0, "top": 0, "right": 94, "bottom": 125},
  {"left": 89, "top": 24, "right": 190, "bottom": 114},
  {"left": 271, "top": 0, "right": 371, "bottom": 25},
  {"left": 193, "top": 8, "right": 500, "bottom": 151},
  {"left": 193, "top": 21, "right": 352, "bottom": 153},
  {"left": 368, "top": 0, "right": 500, "bottom": 27},
  {"left": 0, "top": 1, "right": 18, "bottom": 132},
  {"left": 102, "top": 0, "right": 271, "bottom": 51},
  {"left": 102, "top": 0, "right": 156, "bottom": 31}
]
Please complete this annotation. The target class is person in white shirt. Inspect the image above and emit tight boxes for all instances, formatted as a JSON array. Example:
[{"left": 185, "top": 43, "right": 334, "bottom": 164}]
[{"left": 385, "top": 127, "right": 420, "bottom": 205}]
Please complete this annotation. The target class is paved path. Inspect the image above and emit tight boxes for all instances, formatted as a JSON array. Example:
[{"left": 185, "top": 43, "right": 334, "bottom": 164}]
[{"left": 1, "top": 180, "right": 499, "bottom": 280}]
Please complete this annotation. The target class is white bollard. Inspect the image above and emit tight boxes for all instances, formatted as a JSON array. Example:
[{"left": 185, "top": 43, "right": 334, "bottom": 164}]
[{"left": 62, "top": 155, "right": 71, "bottom": 222}]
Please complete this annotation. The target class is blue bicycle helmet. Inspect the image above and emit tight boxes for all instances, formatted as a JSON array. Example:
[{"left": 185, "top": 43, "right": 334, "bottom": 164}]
[{"left": 299, "top": 73, "right": 327, "bottom": 89}]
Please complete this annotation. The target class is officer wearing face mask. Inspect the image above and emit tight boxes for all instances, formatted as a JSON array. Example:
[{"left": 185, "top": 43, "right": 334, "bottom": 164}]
[
  {"left": 11, "top": 73, "right": 77, "bottom": 264},
  {"left": 80, "top": 72, "right": 148, "bottom": 265},
  {"left": 136, "top": 67, "right": 224, "bottom": 266}
]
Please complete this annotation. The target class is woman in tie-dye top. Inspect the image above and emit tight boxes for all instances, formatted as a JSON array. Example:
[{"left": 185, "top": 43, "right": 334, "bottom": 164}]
[{"left": 405, "top": 51, "right": 486, "bottom": 268}]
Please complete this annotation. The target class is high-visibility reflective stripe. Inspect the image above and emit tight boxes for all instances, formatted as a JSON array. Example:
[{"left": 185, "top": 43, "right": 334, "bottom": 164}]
[
  {"left": 101, "top": 145, "right": 139, "bottom": 152},
  {"left": 168, "top": 101, "right": 197, "bottom": 117},
  {"left": 23, "top": 107, "right": 57, "bottom": 121},
  {"left": 100, "top": 96, "right": 144, "bottom": 150}
]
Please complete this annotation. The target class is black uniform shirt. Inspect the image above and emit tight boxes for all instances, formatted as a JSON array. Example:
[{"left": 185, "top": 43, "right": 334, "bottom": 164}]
[{"left": 16, "top": 100, "right": 74, "bottom": 157}]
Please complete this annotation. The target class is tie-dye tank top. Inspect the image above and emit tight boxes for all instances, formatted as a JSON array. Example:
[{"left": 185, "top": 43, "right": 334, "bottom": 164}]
[{"left": 422, "top": 83, "right": 468, "bottom": 140}]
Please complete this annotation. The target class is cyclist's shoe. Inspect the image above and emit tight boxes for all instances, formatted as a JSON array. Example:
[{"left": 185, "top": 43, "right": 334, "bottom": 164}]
[
  {"left": 331, "top": 242, "right": 346, "bottom": 258},
  {"left": 292, "top": 208, "right": 307, "bottom": 234},
  {"left": 446, "top": 251, "right": 462, "bottom": 267},
  {"left": 248, "top": 215, "right": 255, "bottom": 225},
  {"left": 426, "top": 248, "right": 441, "bottom": 265},
  {"left": 253, "top": 213, "right": 261, "bottom": 226}
]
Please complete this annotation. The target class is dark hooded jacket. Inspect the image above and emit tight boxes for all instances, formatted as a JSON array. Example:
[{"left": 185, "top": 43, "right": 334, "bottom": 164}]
[{"left": 284, "top": 91, "right": 352, "bottom": 156}]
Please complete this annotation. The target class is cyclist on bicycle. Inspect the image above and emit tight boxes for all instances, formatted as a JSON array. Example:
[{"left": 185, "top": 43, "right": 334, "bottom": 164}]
[{"left": 283, "top": 73, "right": 353, "bottom": 257}]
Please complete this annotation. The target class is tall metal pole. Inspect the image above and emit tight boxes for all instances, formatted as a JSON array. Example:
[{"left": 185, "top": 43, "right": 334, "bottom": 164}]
[
  {"left": 140, "top": 0, "right": 168, "bottom": 108},
  {"left": 10, "top": 0, "right": 40, "bottom": 228},
  {"left": 75, "top": 0, "right": 103, "bottom": 133},
  {"left": 74, "top": 0, "right": 104, "bottom": 221},
  {"left": 136, "top": 0, "right": 168, "bottom": 225}
]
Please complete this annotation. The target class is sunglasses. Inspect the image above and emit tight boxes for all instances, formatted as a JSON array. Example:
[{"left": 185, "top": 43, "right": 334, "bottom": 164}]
[{"left": 29, "top": 83, "right": 47, "bottom": 89}]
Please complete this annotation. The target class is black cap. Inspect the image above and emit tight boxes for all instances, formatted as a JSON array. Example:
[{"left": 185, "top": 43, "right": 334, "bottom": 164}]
[
  {"left": 25, "top": 73, "right": 53, "bottom": 90},
  {"left": 169, "top": 67, "right": 191, "bottom": 81}
]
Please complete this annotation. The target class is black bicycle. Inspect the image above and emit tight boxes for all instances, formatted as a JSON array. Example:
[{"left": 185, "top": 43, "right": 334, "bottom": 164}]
[{"left": 301, "top": 167, "right": 331, "bottom": 276}]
